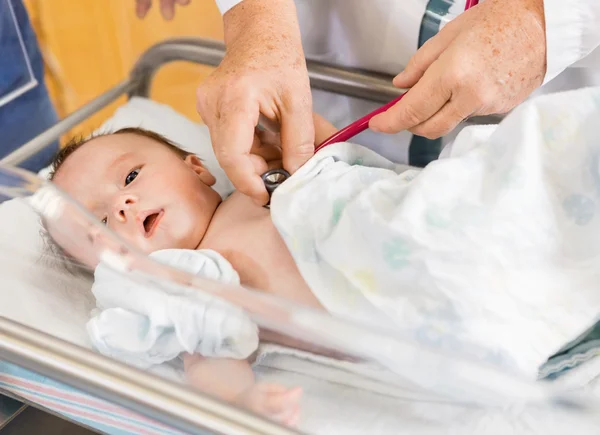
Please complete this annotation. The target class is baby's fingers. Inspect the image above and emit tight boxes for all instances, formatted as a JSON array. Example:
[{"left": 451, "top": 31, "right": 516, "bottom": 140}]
[
  {"left": 135, "top": 0, "right": 152, "bottom": 18},
  {"left": 284, "top": 406, "right": 301, "bottom": 427},
  {"left": 268, "top": 387, "right": 302, "bottom": 411},
  {"left": 277, "top": 390, "right": 302, "bottom": 423}
]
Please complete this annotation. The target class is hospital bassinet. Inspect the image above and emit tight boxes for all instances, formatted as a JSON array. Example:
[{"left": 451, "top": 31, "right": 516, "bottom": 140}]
[{"left": 0, "top": 37, "right": 598, "bottom": 435}]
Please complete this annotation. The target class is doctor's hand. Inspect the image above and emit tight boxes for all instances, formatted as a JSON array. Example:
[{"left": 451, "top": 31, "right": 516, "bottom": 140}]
[
  {"left": 196, "top": 0, "right": 314, "bottom": 205},
  {"left": 135, "top": 0, "right": 190, "bottom": 20},
  {"left": 369, "top": 0, "right": 546, "bottom": 139}
]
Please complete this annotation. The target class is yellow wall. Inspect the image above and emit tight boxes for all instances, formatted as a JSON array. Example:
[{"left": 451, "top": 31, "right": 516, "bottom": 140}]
[{"left": 24, "top": 0, "right": 224, "bottom": 143}]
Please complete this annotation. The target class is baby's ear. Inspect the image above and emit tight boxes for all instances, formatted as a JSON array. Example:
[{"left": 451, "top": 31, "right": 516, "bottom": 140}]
[{"left": 185, "top": 155, "right": 216, "bottom": 186}]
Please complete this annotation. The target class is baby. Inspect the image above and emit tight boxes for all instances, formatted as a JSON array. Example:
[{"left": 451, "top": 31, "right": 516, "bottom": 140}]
[
  {"left": 43, "top": 86, "right": 600, "bottom": 430},
  {"left": 46, "top": 115, "right": 340, "bottom": 426}
]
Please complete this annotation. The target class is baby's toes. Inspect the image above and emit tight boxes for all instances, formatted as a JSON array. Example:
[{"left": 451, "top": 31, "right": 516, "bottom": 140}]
[
  {"left": 282, "top": 387, "right": 302, "bottom": 402},
  {"left": 276, "top": 398, "right": 301, "bottom": 427},
  {"left": 284, "top": 405, "right": 301, "bottom": 427},
  {"left": 262, "top": 392, "right": 289, "bottom": 415},
  {"left": 269, "top": 389, "right": 302, "bottom": 424}
]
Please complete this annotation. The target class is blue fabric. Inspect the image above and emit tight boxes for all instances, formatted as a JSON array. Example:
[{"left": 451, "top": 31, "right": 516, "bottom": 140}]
[
  {"left": 539, "top": 321, "right": 600, "bottom": 380},
  {"left": 0, "top": 360, "right": 193, "bottom": 435},
  {"left": 407, "top": 0, "right": 447, "bottom": 167},
  {"left": 0, "top": 0, "right": 58, "bottom": 172}
]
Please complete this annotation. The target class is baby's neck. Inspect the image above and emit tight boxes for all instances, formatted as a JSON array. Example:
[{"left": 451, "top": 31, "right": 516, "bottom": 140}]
[{"left": 198, "top": 192, "right": 322, "bottom": 310}]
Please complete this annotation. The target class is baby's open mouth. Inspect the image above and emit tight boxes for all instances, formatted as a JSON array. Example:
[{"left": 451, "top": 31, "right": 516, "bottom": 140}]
[{"left": 142, "top": 210, "right": 163, "bottom": 237}]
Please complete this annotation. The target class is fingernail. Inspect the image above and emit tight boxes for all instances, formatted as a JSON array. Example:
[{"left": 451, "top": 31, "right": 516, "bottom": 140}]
[
  {"left": 284, "top": 161, "right": 300, "bottom": 174},
  {"left": 254, "top": 199, "right": 267, "bottom": 207},
  {"left": 162, "top": 8, "right": 174, "bottom": 20},
  {"left": 392, "top": 72, "right": 406, "bottom": 87},
  {"left": 369, "top": 119, "right": 381, "bottom": 132}
]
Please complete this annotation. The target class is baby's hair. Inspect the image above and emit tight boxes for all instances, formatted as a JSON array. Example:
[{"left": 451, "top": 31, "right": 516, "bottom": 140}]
[
  {"left": 47, "top": 127, "right": 191, "bottom": 181},
  {"left": 41, "top": 127, "right": 192, "bottom": 276}
]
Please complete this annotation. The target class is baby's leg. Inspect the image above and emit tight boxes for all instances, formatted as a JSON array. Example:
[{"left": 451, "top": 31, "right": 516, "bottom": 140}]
[
  {"left": 313, "top": 112, "right": 338, "bottom": 145},
  {"left": 183, "top": 353, "right": 254, "bottom": 402},
  {"left": 183, "top": 354, "right": 301, "bottom": 426}
]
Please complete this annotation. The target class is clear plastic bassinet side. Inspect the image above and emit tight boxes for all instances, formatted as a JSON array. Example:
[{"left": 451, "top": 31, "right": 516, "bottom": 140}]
[{"left": 1, "top": 163, "right": 600, "bottom": 435}]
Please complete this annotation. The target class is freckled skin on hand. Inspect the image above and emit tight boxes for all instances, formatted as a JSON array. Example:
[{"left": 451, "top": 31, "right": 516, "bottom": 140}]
[
  {"left": 369, "top": 0, "right": 547, "bottom": 139},
  {"left": 196, "top": 0, "right": 314, "bottom": 203}
]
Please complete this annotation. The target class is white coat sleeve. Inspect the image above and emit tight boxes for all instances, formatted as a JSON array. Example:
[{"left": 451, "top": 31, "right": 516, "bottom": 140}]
[
  {"left": 543, "top": 0, "right": 600, "bottom": 84},
  {"left": 214, "top": 0, "right": 244, "bottom": 15}
]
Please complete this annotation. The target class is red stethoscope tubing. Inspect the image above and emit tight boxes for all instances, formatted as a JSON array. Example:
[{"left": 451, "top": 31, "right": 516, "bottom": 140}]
[{"left": 314, "top": 0, "right": 479, "bottom": 153}]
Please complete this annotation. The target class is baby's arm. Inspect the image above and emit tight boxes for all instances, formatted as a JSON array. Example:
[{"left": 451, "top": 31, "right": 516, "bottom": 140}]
[
  {"left": 183, "top": 353, "right": 254, "bottom": 401},
  {"left": 183, "top": 354, "right": 301, "bottom": 426},
  {"left": 313, "top": 113, "right": 338, "bottom": 146}
]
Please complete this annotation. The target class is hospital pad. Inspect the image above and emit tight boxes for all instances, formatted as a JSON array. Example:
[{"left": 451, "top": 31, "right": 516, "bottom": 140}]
[{"left": 271, "top": 86, "right": 600, "bottom": 381}]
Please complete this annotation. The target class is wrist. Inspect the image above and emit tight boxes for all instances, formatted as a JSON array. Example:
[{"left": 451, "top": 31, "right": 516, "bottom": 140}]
[
  {"left": 223, "top": 0, "right": 302, "bottom": 49},
  {"left": 500, "top": 0, "right": 545, "bottom": 29},
  {"left": 522, "top": 0, "right": 545, "bottom": 30}
]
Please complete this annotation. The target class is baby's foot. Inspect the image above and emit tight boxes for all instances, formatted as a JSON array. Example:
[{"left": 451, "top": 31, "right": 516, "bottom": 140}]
[{"left": 235, "top": 382, "right": 302, "bottom": 427}]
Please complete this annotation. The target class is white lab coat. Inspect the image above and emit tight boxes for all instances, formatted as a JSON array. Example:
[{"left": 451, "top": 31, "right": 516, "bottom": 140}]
[{"left": 215, "top": 0, "right": 600, "bottom": 164}]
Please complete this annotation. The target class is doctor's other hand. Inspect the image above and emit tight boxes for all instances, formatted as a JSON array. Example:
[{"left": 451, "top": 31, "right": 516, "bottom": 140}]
[
  {"left": 369, "top": 0, "right": 546, "bottom": 139},
  {"left": 196, "top": 0, "right": 314, "bottom": 206},
  {"left": 135, "top": 0, "right": 190, "bottom": 20}
]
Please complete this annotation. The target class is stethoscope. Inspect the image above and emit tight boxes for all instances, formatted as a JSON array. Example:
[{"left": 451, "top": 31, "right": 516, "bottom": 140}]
[
  {"left": 261, "top": 168, "right": 290, "bottom": 208},
  {"left": 261, "top": 0, "right": 479, "bottom": 207}
]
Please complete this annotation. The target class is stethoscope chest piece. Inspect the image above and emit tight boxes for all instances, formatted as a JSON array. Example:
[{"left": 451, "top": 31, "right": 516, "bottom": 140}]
[{"left": 261, "top": 168, "right": 290, "bottom": 209}]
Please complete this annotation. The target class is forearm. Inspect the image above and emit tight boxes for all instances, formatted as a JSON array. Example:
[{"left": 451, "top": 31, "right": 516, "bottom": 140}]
[
  {"left": 184, "top": 353, "right": 255, "bottom": 402},
  {"left": 223, "top": 0, "right": 303, "bottom": 58},
  {"left": 313, "top": 113, "right": 338, "bottom": 146}
]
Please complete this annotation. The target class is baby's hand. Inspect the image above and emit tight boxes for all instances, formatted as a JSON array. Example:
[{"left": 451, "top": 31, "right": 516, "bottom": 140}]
[{"left": 235, "top": 383, "right": 302, "bottom": 427}]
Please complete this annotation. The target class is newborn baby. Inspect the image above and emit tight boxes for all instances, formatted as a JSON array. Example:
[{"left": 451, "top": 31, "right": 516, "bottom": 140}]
[
  {"left": 47, "top": 116, "right": 340, "bottom": 426},
  {"left": 46, "top": 87, "right": 600, "bottom": 425}
]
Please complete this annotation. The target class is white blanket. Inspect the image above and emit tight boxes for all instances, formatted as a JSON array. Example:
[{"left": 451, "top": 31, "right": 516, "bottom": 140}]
[{"left": 271, "top": 86, "right": 600, "bottom": 383}]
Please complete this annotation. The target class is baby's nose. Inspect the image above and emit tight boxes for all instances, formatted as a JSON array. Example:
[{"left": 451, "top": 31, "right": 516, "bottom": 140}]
[{"left": 113, "top": 195, "right": 137, "bottom": 222}]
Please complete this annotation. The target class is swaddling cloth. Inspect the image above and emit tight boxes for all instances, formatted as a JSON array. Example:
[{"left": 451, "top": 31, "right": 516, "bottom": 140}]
[
  {"left": 87, "top": 249, "right": 259, "bottom": 369},
  {"left": 270, "top": 86, "right": 600, "bottom": 382}
]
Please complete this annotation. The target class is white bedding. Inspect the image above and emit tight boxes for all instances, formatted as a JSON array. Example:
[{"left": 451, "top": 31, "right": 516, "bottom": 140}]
[
  {"left": 1, "top": 96, "right": 600, "bottom": 434},
  {"left": 272, "top": 87, "right": 600, "bottom": 385}
]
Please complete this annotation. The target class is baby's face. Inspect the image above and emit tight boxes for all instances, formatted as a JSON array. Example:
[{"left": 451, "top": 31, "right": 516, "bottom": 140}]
[{"left": 52, "top": 133, "right": 221, "bottom": 254}]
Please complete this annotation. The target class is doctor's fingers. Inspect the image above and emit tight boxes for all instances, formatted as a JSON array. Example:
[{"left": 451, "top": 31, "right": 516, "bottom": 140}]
[
  {"left": 206, "top": 99, "right": 270, "bottom": 205},
  {"left": 279, "top": 89, "right": 315, "bottom": 174},
  {"left": 135, "top": 0, "right": 190, "bottom": 20},
  {"left": 369, "top": 60, "right": 451, "bottom": 134},
  {"left": 406, "top": 59, "right": 501, "bottom": 138},
  {"left": 252, "top": 131, "right": 283, "bottom": 159},
  {"left": 248, "top": 142, "right": 283, "bottom": 177},
  {"left": 159, "top": 0, "right": 190, "bottom": 20},
  {"left": 408, "top": 97, "right": 474, "bottom": 139},
  {"left": 135, "top": 0, "right": 152, "bottom": 18},
  {"left": 392, "top": 14, "right": 465, "bottom": 89}
]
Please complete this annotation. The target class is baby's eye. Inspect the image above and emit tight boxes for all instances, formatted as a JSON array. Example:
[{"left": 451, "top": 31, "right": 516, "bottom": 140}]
[
  {"left": 125, "top": 168, "right": 140, "bottom": 186},
  {"left": 101, "top": 217, "right": 107, "bottom": 226}
]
